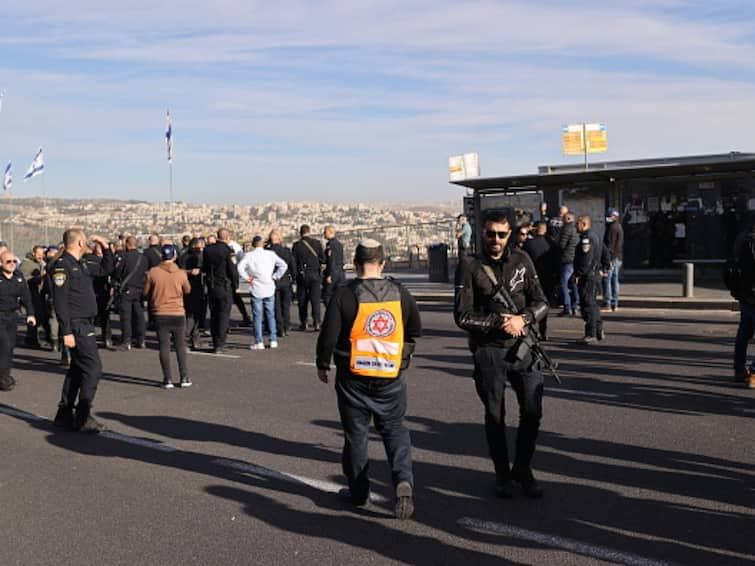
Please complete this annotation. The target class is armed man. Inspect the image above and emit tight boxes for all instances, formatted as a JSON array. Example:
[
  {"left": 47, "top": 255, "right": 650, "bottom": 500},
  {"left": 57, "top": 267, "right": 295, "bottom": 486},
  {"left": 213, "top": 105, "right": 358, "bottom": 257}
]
[
  {"left": 51, "top": 229, "right": 114, "bottom": 432},
  {"left": 202, "top": 228, "right": 239, "bottom": 354},
  {"left": 454, "top": 210, "right": 549, "bottom": 499},
  {"left": 114, "top": 236, "right": 148, "bottom": 350}
]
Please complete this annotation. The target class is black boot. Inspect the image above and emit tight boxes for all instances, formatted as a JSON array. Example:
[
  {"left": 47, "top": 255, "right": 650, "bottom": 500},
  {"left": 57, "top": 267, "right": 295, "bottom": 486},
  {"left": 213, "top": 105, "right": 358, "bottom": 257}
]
[{"left": 53, "top": 405, "right": 75, "bottom": 429}]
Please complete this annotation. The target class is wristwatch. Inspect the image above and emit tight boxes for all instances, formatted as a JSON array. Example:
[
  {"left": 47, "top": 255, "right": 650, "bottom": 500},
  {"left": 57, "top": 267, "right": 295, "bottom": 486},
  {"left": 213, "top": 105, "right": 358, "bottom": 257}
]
[{"left": 521, "top": 313, "right": 533, "bottom": 325}]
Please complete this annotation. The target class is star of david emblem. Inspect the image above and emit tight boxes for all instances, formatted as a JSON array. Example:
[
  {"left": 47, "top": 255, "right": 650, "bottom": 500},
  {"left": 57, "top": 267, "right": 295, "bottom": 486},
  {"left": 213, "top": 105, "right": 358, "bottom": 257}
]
[{"left": 366, "top": 309, "right": 396, "bottom": 338}]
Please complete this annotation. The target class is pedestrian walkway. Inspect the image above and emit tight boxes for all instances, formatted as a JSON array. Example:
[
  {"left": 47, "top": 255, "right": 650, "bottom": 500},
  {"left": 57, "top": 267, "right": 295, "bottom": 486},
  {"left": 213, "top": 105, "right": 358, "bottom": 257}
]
[{"left": 386, "top": 269, "right": 738, "bottom": 310}]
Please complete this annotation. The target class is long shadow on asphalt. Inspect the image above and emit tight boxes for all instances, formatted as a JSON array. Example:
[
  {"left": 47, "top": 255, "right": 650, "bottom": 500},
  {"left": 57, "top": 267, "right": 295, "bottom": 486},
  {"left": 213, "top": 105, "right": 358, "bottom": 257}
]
[{"left": 2, "top": 403, "right": 751, "bottom": 565}]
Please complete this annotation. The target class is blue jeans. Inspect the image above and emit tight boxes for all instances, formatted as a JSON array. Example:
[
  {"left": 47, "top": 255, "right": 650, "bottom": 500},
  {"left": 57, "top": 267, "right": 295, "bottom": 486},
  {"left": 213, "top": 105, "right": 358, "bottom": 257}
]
[
  {"left": 560, "top": 263, "right": 579, "bottom": 312},
  {"left": 602, "top": 258, "right": 623, "bottom": 308},
  {"left": 734, "top": 301, "right": 755, "bottom": 373},
  {"left": 251, "top": 295, "right": 277, "bottom": 344}
]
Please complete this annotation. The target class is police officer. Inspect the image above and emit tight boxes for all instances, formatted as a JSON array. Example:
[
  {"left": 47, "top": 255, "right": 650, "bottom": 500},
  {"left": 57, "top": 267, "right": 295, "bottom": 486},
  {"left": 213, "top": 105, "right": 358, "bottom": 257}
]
[
  {"left": 266, "top": 229, "right": 296, "bottom": 337},
  {"left": 51, "top": 229, "right": 114, "bottom": 432},
  {"left": 87, "top": 241, "right": 114, "bottom": 349},
  {"left": 202, "top": 228, "right": 239, "bottom": 354},
  {"left": 322, "top": 225, "right": 345, "bottom": 306},
  {"left": 316, "top": 238, "right": 421, "bottom": 519},
  {"left": 0, "top": 251, "right": 36, "bottom": 391},
  {"left": 114, "top": 236, "right": 148, "bottom": 350},
  {"left": 572, "top": 215, "right": 611, "bottom": 345},
  {"left": 454, "top": 210, "right": 549, "bottom": 499},
  {"left": 293, "top": 224, "right": 325, "bottom": 330}
]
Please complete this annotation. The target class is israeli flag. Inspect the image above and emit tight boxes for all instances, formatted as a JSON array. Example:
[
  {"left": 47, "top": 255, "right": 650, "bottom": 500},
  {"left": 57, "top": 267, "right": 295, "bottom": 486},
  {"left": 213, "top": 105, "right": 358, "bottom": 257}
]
[
  {"left": 23, "top": 147, "right": 44, "bottom": 181},
  {"left": 2, "top": 162, "right": 10, "bottom": 191},
  {"left": 165, "top": 110, "right": 173, "bottom": 163}
]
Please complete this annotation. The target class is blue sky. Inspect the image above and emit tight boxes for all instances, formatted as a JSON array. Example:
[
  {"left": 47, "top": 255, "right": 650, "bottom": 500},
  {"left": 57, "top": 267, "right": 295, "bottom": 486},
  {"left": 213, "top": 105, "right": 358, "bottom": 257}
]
[{"left": 2, "top": 0, "right": 755, "bottom": 204}]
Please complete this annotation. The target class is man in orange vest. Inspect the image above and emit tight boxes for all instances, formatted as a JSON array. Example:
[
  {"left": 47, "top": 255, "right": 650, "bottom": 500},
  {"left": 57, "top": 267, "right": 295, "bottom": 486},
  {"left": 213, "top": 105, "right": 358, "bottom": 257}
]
[{"left": 316, "top": 239, "right": 422, "bottom": 520}]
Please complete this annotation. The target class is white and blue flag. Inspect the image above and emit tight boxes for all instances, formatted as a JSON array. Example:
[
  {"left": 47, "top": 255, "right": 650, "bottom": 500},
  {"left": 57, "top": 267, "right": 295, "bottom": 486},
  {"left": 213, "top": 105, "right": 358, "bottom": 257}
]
[
  {"left": 23, "top": 148, "right": 44, "bottom": 181},
  {"left": 165, "top": 110, "right": 173, "bottom": 163},
  {"left": 2, "top": 162, "right": 11, "bottom": 191}
]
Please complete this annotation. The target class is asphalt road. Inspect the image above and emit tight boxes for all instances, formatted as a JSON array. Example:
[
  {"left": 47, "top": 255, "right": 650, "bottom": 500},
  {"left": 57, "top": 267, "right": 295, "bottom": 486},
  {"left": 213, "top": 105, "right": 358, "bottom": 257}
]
[{"left": 1, "top": 305, "right": 753, "bottom": 565}]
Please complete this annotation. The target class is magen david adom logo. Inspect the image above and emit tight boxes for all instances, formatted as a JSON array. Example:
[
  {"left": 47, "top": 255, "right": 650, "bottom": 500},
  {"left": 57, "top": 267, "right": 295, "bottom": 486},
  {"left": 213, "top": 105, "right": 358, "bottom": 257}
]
[{"left": 365, "top": 309, "right": 397, "bottom": 338}]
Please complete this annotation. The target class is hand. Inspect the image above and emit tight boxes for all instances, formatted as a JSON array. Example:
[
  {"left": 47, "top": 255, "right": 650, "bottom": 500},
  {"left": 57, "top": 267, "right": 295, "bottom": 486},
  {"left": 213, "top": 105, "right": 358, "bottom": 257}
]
[
  {"left": 599, "top": 271, "right": 607, "bottom": 278},
  {"left": 90, "top": 235, "right": 107, "bottom": 248},
  {"left": 26, "top": 315, "right": 36, "bottom": 326},
  {"left": 317, "top": 369, "right": 329, "bottom": 384},
  {"left": 63, "top": 334, "right": 76, "bottom": 348},
  {"left": 501, "top": 315, "right": 526, "bottom": 337},
  {"left": 246, "top": 277, "right": 254, "bottom": 284},
  {"left": 325, "top": 276, "right": 332, "bottom": 284},
  {"left": 191, "top": 268, "right": 200, "bottom": 276}
]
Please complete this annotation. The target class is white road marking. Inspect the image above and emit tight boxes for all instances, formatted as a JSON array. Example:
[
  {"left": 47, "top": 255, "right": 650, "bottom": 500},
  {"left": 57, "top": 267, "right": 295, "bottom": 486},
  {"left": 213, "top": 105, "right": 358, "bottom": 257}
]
[
  {"left": 458, "top": 517, "right": 677, "bottom": 566},
  {"left": 187, "top": 351, "right": 241, "bottom": 359},
  {"left": 547, "top": 388, "right": 618, "bottom": 399},
  {"left": 0, "top": 405, "right": 44, "bottom": 422},
  {"left": 101, "top": 431, "right": 177, "bottom": 452},
  {"left": 740, "top": 408, "right": 755, "bottom": 414},
  {"left": 212, "top": 457, "right": 389, "bottom": 504},
  {"left": 296, "top": 361, "right": 317, "bottom": 367}
]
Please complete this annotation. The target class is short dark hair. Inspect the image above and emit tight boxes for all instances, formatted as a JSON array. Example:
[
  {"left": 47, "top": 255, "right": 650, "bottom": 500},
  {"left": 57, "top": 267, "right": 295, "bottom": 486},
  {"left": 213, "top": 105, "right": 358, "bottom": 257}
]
[
  {"left": 300, "top": 225, "right": 311, "bottom": 237},
  {"left": 482, "top": 210, "right": 510, "bottom": 226}
]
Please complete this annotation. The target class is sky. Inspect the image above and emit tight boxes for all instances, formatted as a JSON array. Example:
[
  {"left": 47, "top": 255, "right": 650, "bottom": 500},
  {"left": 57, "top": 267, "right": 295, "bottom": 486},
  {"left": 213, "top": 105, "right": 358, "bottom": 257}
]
[{"left": 2, "top": 0, "right": 755, "bottom": 205}]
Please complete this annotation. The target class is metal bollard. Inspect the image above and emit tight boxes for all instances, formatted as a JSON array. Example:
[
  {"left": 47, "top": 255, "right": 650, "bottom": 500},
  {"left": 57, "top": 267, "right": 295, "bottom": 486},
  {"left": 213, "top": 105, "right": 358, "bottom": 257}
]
[{"left": 682, "top": 262, "right": 694, "bottom": 298}]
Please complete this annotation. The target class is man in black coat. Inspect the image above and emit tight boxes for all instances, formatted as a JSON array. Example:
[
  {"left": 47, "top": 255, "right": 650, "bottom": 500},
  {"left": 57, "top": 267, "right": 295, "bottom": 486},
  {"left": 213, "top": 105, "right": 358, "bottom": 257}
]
[
  {"left": 523, "top": 221, "right": 558, "bottom": 339},
  {"left": 202, "top": 228, "right": 239, "bottom": 353},
  {"left": 602, "top": 208, "right": 624, "bottom": 311},
  {"left": 266, "top": 229, "right": 296, "bottom": 337},
  {"left": 573, "top": 215, "right": 611, "bottom": 345},
  {"left": 114, "top": 236, "right": 148, "bottom": 350},
  {"left": 292, "top": 225, "right": 325, "bottom": 331},
  {"left": 322, "top": 225, "right": 345, "bottom": 306},
  {"left": 557, "top": 213, "right": 580, "bottom": 316}
]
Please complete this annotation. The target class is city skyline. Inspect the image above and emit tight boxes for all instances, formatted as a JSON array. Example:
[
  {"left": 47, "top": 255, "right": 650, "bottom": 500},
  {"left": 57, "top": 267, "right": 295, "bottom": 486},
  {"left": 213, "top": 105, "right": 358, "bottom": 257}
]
[{"left": 2, "top": 2, "right": 755, "bottom": 204}]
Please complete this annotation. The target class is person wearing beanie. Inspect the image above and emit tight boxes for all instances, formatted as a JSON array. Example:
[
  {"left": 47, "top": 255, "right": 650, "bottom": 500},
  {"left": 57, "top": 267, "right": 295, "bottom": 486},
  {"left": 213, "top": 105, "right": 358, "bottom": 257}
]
[
  {"left": 144, "top": 244, "right": 192, "bottom": 388},
  {"left": 316, "top": 238, "right": 422, "bottom": 520}
]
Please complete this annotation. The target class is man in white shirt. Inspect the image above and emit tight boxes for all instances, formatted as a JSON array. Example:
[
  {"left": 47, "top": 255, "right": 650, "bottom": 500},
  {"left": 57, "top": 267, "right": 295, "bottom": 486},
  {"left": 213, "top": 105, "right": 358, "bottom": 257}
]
[{"left": 237, "top": 236, "right": 288, "bottom": 349}]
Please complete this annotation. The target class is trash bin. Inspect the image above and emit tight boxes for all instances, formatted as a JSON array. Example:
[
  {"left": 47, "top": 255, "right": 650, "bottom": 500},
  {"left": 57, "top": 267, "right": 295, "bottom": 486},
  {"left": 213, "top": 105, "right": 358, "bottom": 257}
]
[{"left": 427, "top": 243, "right": 449, "bottom": 282}]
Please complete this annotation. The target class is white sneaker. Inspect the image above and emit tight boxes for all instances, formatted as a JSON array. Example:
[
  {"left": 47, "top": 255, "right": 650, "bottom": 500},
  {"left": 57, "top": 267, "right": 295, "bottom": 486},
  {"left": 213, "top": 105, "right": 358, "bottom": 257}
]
[
  {"left": 269, "top": 341, "right": 278, "bottom": 349},
  {"left": 162, "top": 381, "right": 174, "bottom": 389},
  {"left": 249, "top": 343, "right": 265, "bottom": 350}
]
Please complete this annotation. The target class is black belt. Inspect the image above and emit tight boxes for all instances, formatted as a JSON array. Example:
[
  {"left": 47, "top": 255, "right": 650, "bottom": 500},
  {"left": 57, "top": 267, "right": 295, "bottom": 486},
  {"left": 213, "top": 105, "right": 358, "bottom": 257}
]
[{"left": 70, "top": 317, "right": 95, "bottom": 325}]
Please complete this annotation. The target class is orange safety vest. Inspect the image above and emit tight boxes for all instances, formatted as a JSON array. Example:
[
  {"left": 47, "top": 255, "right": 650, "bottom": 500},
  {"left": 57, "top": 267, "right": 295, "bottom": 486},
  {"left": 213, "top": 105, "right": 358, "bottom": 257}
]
[{"left": 348, "top": 279, "right": 404, "bottom": 378}]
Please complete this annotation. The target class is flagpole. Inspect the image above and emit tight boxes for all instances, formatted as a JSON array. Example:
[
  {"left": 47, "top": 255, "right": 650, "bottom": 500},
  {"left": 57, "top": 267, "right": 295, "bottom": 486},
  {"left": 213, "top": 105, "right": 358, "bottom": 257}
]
[
  {"left": 8, "top": 188, "right": 13, "bottom": 253},
  {"left": 169, "top": 161, "right": 173, "bottom": 202}
]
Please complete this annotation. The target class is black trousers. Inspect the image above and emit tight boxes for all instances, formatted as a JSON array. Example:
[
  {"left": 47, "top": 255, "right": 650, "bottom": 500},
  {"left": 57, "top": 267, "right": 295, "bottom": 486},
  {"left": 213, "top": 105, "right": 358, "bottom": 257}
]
[
  {"left": 335, "top": 373, "right": 413, "bottom": 497},
  {"left": 472, "top": 346, "right": 543, "bottom": 480},
  {"left": 59, "top": 320, "right": 103, "bottom": 419},
  {"left": 275, "top": 283, "right": 293, "bottom": 334},
  {"left": 96, "top": 292, "right": 112, "bottom": 343},
  {"left": 155, "top": 315, "right": 188, "bottom": 382},
  {"left": 234, "top": 291, "right": 250, "bottom": 322},
  {"left": 297, "top": 272, "right": 322, "bottom": 326},
  {"left": 0, "top": 315, "right": 17, "bottom": 386},
  {"left": 578, "top": 275, "right": 602, "bottom": 338},
  {"left": 119, "top": 292, "right": 145, "bottom": 344},
  {"left": 209, "top": 290, "right": 232, "bottom": 349},
  {"left": 184, "top": 293, "right": 205, "bottom": 346},
  {"left": 322, "top": 273, "right": 345, "bottom": 306}
]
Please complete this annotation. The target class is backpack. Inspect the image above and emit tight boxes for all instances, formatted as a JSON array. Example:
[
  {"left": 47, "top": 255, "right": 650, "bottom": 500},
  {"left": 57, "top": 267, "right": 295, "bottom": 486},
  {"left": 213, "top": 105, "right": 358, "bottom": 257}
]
[{"left": 724, "top": 235, "right": 755, "bottom": 303}]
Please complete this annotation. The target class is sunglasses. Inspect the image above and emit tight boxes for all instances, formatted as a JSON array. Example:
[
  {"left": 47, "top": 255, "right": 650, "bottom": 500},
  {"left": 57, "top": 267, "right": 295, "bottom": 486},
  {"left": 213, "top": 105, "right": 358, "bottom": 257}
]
[
  {"left": 4, "top": 259, "right": 18, "bottom": 264},
  {"left": 485, "top": 230, "right": 510, "bottom": 239}
]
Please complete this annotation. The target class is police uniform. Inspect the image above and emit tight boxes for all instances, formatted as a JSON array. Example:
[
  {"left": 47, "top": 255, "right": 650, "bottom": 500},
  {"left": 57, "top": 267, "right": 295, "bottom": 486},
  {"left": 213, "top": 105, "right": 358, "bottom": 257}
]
[
  {"left": 0, "top": 269, "right": 34, "bottom": 391},
  {"left": 292, "top": 236, "right": 325, "bottom": 329},
  {"left": 454, "top": 247, "right": 549, "bottom": 497},
  {"left": 573, "top": 230, "right": 611, "bottom": 342},
  {"left": 322, "top": 237, "right": 345, "bottom": 306},
  {"left": 202, "top": 241, "right": 239, "bottom": 352},
  {"left": 180, "top": 247, "right": 206, "bottom": 349},
  {"left": 52, "top": 248, "right": 114, "bottom": 431},
  {"left": 316, "top": 277, "right": 421, "bottom": 514},
  {"left": 267, "top": 242, "right": 296, "bottom": 336}
]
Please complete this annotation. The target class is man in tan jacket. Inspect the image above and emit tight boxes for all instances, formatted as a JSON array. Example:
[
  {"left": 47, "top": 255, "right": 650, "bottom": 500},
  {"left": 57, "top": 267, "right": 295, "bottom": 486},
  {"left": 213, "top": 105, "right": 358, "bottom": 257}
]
[{"left": 144, "top": 244, "right": 191, "bottom": 388}]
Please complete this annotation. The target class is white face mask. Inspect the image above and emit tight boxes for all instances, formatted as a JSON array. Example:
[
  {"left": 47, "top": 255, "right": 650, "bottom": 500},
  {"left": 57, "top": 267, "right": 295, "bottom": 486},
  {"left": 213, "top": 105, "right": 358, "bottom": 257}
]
[{"left": 606, "top": 217, "right": 614, "bottom": 223}]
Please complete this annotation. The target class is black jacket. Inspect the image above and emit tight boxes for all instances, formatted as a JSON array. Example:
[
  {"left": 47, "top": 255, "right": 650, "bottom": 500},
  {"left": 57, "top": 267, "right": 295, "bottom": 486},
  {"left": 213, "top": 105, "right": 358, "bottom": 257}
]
[
  {"left": 0, "top": 271, "right": 33, "bottom": 317},
  {"left": 325, "top": 238, "right": 345, "bottom": 281},
  {"left": 202, "top": 242, "right": 239, "bottom": 295},
  {"left": 267, "top": 243, "right": 296, "bottom": 287},
  {"left": 574, "top": 230, "right": 611, "bottom": 278},
  {"left": 114, "top": 249, "right": 148, "bottom": 291},
  {"left": 523, "top": 235, "right": 559, "bottom": 292},
  {"left": 454, "top": 248, "right": 548, "bottom": 349},
  {"left": 557, "top": 221, "right": 579, "bottom": 264},
  {"left": 292, "top": 236, "right": 325, "bottom": 277},
  {"left": 603, "top": 221, "right": 624, "bottom": 262}
]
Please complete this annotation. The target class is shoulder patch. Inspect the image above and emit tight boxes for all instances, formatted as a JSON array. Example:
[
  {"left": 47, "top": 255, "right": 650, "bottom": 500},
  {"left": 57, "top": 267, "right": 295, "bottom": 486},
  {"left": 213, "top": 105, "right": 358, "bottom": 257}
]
[{"left": 53, "top": 272, "right": 67, "bottom": 287}]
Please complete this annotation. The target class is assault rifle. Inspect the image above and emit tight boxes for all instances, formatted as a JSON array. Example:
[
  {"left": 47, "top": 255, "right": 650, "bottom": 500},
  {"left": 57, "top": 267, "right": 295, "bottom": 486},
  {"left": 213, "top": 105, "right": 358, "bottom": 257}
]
[{"left": 490, "top": 284, "right": 562, "bottom": 384}]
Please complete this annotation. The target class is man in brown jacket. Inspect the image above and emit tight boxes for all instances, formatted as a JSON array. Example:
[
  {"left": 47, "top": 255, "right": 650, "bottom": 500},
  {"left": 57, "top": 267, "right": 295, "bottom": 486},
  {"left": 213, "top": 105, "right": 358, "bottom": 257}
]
[{"left": 144, "top": 244, "right": 192, "bottom": 388}]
